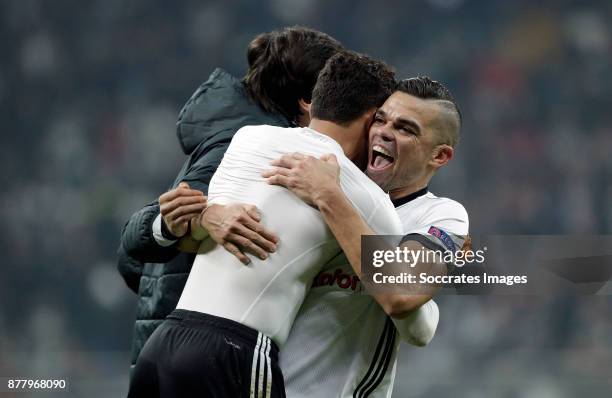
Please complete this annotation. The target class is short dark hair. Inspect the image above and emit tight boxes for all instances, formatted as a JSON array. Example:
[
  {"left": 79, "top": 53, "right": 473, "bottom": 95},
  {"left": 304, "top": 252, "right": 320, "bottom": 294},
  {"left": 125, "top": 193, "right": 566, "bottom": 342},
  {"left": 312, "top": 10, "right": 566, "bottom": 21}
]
[
  {"left": 243, "top": 26, "right": 343, "bottom": 124},
  {"left": 311, "top": 51, "right": 396, "bottom": 125},
  {"left": 396, "top": 77, "right": 462, "bottom": 147}
]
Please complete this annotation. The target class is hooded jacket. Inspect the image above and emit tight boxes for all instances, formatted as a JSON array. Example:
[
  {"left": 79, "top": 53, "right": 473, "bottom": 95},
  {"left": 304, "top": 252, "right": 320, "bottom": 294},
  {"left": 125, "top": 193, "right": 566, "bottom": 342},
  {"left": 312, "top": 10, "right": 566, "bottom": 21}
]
[{"left": 117, "top": 68, "right": 290, "bottom": 371}]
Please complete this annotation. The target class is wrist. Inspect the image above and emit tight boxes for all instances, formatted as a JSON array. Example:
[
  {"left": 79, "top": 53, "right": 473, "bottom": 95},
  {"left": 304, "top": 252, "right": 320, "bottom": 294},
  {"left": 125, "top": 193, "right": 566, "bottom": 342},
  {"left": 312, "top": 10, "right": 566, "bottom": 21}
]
[
  {"left": 161, "top": 217, "right": 182, "bottom": 240},
  {"left": 314, "top": 184, "right": 342, "bottom": 212},
  {"left": 190, "top": 210, "right": 209, "bottom": 241}
]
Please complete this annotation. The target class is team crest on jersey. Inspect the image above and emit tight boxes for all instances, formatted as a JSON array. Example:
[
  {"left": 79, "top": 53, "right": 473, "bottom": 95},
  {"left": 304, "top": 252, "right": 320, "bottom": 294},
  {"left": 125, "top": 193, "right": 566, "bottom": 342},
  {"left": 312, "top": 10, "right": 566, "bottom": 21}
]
[{"left": 428, "top": 226, "right": 456, "bottom": 251}]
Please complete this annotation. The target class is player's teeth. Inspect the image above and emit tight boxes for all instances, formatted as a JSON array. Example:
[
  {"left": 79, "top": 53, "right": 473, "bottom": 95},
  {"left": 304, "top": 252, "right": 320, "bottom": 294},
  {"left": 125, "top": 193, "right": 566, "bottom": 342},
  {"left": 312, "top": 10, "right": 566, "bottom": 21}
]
[{"left": 373, "top": 145, "right": 391, "bottom": 157}]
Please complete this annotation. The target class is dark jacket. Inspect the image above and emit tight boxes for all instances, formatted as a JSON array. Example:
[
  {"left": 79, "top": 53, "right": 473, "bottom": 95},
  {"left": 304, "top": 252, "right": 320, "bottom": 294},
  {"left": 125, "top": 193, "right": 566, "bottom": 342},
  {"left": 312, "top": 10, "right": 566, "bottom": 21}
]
[{"left": 117, "top": 68, "right": 289, "bottom": 371}]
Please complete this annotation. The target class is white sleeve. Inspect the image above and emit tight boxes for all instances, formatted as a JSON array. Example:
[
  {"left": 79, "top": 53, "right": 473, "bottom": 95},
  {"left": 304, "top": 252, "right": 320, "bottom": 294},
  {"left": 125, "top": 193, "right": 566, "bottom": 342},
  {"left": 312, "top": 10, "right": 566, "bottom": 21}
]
[
  {"left": 391, "top": 299, "right": 439, "bottom": 346},
  {"left": 417, "top": 199, "right": 469, "bottom": 236},
  {"left": 152, "top": 213, "right": 178, "bottom": 247},
  {"left": 403, "top": 199, "right": 469, "bottom": 252}
]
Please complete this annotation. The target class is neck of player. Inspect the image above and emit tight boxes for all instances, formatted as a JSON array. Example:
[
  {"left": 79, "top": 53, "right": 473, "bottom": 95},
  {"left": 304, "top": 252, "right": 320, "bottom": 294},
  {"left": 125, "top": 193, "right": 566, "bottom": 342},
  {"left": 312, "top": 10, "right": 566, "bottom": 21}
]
[
  {"left": 388, "top": 180, "right": 429, "bottom": 201},
  {"left": 309, "top": 118, "right": 366, "bottom": 163}
]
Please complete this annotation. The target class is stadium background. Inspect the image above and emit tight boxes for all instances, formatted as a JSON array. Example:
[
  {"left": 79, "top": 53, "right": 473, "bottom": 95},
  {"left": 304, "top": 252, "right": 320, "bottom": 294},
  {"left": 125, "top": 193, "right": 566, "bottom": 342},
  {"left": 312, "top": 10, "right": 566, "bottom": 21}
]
[{"left": 1, "top": 0, "right": 611, "bottom": 396}]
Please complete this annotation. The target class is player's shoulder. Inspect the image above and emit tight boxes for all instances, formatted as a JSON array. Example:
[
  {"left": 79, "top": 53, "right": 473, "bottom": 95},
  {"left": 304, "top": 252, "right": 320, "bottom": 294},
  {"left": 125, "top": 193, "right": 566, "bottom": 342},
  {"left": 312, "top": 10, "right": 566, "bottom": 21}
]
[
  {"left": 233, "top": 125, "right": 301, "bottom": 148},
  {"left": 397, "top": 193, "right": 469, "bottom": 239},
  {"left": 409, "top": 192, "right": 469, "bottom": 236},
  {"left": 235, "top": 124, "right": 290, "bottom": 136},
  {"left": 421, "top": 192, "right": 469, "bottom": 221}
]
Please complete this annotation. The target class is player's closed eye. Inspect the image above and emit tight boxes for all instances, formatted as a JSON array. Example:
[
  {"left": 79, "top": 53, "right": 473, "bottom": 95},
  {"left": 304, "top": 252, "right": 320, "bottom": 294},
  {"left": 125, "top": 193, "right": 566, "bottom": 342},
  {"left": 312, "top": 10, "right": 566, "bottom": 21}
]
[{"left": 397, "top": 125, "right": 413, "bottom": 135}]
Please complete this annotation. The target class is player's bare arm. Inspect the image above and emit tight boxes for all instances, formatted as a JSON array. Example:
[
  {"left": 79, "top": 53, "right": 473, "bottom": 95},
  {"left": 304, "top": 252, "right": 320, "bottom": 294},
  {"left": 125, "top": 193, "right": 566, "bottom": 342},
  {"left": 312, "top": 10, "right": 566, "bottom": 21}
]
[
  {"left": 177, "top": 203, "right": 278, "bottom": 265},
  {"left": 263, "top": 152, "right": 446, "bottom": 319}
]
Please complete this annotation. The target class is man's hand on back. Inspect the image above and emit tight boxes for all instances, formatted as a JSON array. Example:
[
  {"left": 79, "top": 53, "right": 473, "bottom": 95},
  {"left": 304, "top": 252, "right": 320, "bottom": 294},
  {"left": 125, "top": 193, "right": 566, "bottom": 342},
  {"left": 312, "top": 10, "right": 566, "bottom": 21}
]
[
  {"left": 201, "top": 204, "right": 279, "bottom": 265},
  {"left": 159, "top": 182, "right": 208, "bottom": 238},
  {"left": 261, "top": 152, "right": 341, "bottom": 207}
]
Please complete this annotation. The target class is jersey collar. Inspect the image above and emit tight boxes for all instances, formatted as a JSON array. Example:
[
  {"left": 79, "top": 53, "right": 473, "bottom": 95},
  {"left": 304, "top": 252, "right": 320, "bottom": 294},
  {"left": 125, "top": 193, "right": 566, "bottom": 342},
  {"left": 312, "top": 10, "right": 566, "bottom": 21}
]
[{"left": 391, "top": 186, "right": 428, "bottom": 208}]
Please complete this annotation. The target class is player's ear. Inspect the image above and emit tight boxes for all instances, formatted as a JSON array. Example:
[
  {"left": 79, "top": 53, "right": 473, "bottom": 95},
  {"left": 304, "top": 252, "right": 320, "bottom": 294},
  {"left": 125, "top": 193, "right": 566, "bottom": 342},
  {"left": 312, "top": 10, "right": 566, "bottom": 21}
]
[
  {"left": 430, "top": 144, "right": 453, "bottom": 170},
  {"left": 296, "top": 98, "right": 311, "bottom": 127},
  {"left": 298, "top": 98, "right": 311, "bottom": 114}
]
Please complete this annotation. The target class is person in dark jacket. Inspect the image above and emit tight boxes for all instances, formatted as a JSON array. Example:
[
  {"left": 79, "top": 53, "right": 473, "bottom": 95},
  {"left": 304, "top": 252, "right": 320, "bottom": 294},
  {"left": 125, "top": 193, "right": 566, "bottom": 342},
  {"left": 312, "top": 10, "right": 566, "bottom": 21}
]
[{"left": 117, "top": 26, "right": 343, "bottom": 374}]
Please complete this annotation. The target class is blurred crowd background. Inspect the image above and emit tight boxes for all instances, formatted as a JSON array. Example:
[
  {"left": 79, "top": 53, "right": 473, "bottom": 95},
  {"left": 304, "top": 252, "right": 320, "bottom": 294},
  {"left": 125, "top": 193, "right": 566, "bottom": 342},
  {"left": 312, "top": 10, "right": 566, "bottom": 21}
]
[{"left": 1, "top": 0, "right": 610, "bottom": 396}]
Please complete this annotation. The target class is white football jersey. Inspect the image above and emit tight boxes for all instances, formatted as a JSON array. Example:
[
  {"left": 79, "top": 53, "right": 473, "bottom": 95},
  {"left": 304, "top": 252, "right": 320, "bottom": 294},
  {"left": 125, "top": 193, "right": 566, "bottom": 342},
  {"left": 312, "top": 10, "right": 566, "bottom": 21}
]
[
  {"left": 177, "top": 125, "right": 403, "bottom": 348},
  {"left": 281, "top": 189, "right": 469, "bottom": 398}
]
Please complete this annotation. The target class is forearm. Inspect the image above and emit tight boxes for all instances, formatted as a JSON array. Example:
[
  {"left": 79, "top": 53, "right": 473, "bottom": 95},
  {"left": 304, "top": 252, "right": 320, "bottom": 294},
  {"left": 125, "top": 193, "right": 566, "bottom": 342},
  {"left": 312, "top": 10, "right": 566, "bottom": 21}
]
[
  {"left": 263, "top": 152, "right": 440, "bottom": 318},
  {"left": 316, "top": 187, "right": 372, "bottom": 277},
  {"left": 316, "top": 190, "right": 437, "bottom": 319},
  {"left": 121, "top": 202, "right": 179, "bottom": 263}
]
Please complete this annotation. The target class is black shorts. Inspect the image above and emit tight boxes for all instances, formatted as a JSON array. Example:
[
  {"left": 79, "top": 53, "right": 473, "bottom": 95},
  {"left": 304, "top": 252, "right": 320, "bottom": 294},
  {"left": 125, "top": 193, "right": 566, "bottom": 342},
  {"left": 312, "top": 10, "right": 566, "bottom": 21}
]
[{"left": 128, "top": 309, "right": 285, "bottom": 398}]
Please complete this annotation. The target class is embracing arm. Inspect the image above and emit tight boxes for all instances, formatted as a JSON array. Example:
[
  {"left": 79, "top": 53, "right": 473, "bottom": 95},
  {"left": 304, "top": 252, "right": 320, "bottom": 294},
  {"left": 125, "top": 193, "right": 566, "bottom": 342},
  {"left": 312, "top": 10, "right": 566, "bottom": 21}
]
[
  {"left": 263, "top": 153, "right": 446, "bottom": 319},
  {"left": 315, "top": 186, "right": 442, "bottom": 318},
  {"left": 176, "top": 203, "right": 279, "bottom": 265},
  {"left": 120, "top": 200, "right": 179, "bottom": 264},
  {"left": 119, "top": 141, "right": 230, "bottom": 264},
  {"left": 117, "top": 192, "right": 200, "bottom": 292},
  {"left": 120, "top": 181, "right": 208, "bottom": 263},
  {"left": 321, "top": 188, "right": 441, "bottom": 342}
]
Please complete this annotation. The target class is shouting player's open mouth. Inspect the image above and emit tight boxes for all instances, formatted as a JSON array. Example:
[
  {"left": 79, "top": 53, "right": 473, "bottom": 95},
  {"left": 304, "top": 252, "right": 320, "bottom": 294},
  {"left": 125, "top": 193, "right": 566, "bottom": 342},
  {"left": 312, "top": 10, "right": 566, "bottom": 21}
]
[{"left": 368, "top": 144, "right": 395, "bottom": 172}]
